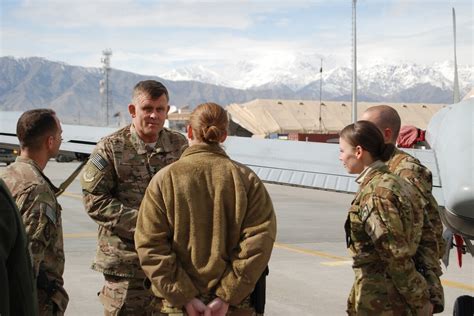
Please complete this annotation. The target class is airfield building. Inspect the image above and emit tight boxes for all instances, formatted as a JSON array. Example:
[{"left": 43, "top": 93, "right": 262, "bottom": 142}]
[{"left": 226, "top": 99, "right": 446, "bottom": 139}]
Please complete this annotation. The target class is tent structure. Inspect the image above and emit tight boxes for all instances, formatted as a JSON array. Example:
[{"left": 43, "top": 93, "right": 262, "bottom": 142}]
[{"left": 227, "top": 99, "right": 446, "bottom": 137}]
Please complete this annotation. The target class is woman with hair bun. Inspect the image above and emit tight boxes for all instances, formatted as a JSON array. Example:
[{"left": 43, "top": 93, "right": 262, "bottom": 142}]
[
  {"left": 135, "top": 102, "right": 276, "bottom": 316},
  {"left": 339, "top": 120, "right": 431, "bottom": 315}
]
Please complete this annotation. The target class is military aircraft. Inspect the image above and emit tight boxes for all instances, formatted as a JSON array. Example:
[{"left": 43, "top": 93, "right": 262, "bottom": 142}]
[
  {"left": 1, "top": 96, "right": 472, "bottom": 253},
  {"left": 1, "top": 3, "right": 472, "bottom": 313}
]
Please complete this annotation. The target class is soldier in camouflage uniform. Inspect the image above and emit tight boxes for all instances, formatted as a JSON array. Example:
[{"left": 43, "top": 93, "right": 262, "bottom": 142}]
[
  {"left": 339, "top": 121, "right": 431, "bottom": 315},
  {"left": 0, "top": 109, "right": 68, "bottom": 315},
  {"left": 362, "top": 105, "right": 445, "bottom": 313},
  {"left": 80, "top": 80, "right": 188, "bottom": 315}
]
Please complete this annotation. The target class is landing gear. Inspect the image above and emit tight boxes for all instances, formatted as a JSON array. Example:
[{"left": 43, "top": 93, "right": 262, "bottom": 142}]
[{"left": 453, "top": 295, "right": 474, "bottom": 316}]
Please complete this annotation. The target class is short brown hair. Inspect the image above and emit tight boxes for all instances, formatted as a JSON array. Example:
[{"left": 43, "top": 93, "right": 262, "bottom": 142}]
[
  {"left": 17, "top": 109, "right": 58, "bottom": 150},
  {"left": 189, "top": 103, "right": 228, "bottom": 144},
  {"left": 363, "top": 105, "right": 401, "bottom": 143},
  {"left": 132, "top": 80, "right": 169, "bottom": 103},
  {"left": 340, "top": 120, "right": 395, "bottom": 162}
]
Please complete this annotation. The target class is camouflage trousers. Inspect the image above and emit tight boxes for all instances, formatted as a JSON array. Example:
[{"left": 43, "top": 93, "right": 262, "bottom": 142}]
[
  {"left": 347, "top": 268, "right": 413, "bottom": 316},
  {"left": 99, "top": 274, "right": 155, "bottom": 316}
]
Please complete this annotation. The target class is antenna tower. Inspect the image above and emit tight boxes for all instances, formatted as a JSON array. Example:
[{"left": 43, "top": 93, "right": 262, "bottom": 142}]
[
  {"left": 100, "top": 49, "right": 113, "bottom": 126},
  {"left": 318, "top": 58, "right": 325, "bottom": 132},
  {"left": 452, "top": 7, "right": 461, "bottom": 103},
  {"left": 351, "top": 0, "right": 358, "bottom": 123}
]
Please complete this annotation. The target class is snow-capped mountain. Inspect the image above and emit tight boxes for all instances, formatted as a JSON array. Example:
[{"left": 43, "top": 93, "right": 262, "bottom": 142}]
[
  {"left": 160, "top": 56, "right": 473, "bottom": 102},
  {"left": 358, "top": 63, "right": 453, "bottom": 96},
  {"left": 161, "top": 53, "right": 344, "bottom": 91},
  {"left": 161, "top": 65, "right": 232, "bottom": 87},
  {"left": 1, "top": 55, "right": 472, "bottom": 127}
]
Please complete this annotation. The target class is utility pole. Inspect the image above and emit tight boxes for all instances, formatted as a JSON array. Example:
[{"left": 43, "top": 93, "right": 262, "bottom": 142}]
[
  {"left": 452, "top": 7, "right": 460, "bottom": 103},
  {"left": 100, "top": 49, "right": 112, "bottom": 126},
  {"left": 319, "top": 58, "right": 324, "bottom": 132},
  {"left": 352, "top": 0, "right": 358, "bottom": 123}
]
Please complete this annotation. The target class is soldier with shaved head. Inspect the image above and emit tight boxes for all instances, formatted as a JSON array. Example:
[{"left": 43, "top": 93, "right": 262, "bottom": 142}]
[{"left": 361, "top": 105, "right": 445, "bottom": 313}]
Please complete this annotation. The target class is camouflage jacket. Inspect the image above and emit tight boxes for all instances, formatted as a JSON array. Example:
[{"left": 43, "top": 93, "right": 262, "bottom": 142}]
[
  {"left": 0, "top": 157, "right": 68, "bottom": 312},
  {"left": 136, "top": 143, "right": 277, "bottom": 307},
  {"left": 387, "top": 148, "right": 445, "bottom": 257},
  {"left": 81, "top": 124, "right": 187, "bottom": 278},
  {"left": 0, "top": 178, "right": 38, "bottom": 316},
  {"left": 345, "top": 161, "right": 429, "bottom": 314},
  {"left": 387, "top": 148, "right": 445, "bottom": 312}
]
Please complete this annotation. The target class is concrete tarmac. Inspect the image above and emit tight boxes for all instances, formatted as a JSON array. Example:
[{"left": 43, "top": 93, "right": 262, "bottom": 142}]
[{"left": 9, "top": 161, "right": 472, "bottom": 315}]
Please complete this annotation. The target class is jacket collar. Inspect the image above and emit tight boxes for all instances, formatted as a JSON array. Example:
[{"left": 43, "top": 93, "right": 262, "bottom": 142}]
[
  {"left": 14, "top": 156, "right": 60, "bottom": 194},
  {"left": 181, "top": 143, "right": 228, "bottom": 159},
  {"left": 355, "top": 160, "right": 387, "bottom": 186},
  {"left": 129, "top": 124, "right": 174, "bottom": 155}
]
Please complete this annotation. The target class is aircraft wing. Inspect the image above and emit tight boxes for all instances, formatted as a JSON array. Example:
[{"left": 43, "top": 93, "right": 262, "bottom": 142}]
[
  {"left": 0, "top": 111, "right": 117, "bottom": 157},
  {"left": 0, "top": 111, "right": 21, "bottom": 150},
  {"left": 225, "top": 136, "right": 444, "bottom": 204},
  {"left": 0, "top": 134, "right": 19, "bottom": 150},
  {"left": 226, "top": 136, "right": 359, "bottom": 193},
  {"left": 1, "top": 110, "right": 444, "bottom": 202}
]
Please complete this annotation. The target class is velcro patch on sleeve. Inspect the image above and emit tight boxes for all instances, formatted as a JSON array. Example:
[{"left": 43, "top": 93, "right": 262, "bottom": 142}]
[
  {"left": 360, "top": 205, "right": 373, "bottom": 222},
  {"left": 41, "top": 202, "right": 57, "bottom": 225},
  {"left": 90, "top": 153, "right": 109, "bottom": 171}
]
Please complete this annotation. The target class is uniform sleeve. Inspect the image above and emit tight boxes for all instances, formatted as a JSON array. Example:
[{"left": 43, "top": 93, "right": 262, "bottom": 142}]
[
  {"left": 396, "top": 160, "right": 445, "bottom": 256},
  {"left": 0, "top": 188, "right": 17, "bottom": 314},
  {"left": 135, "top": 176, "right": 200, "bottom": 307},
  {"left": 396, "top": 161, "right": 445, "bottom": 311},
  {"left": 415, "top": 211, "right": 445, "bottom": 312},
  {"left": 215, "top": 174, "right": 277, "bottom": 305},
  {"left": 363, "top": 196, "right": 429, "bottom": 311},
  {"left": 81, "top": 141, "right": 137, "bottom": 240},
  {"left": 17, "top": 188, "right": 56, "bottom": 277}
]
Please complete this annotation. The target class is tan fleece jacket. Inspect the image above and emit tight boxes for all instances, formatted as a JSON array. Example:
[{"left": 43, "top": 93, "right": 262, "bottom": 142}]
[{"left": 135, "top": 143, "right": 277, "bottom": 307}]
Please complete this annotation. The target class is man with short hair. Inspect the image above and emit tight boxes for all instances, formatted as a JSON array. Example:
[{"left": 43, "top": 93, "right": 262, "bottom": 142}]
[
  {"left": 81, "top": 80, "right": 188, "bottom": 315},
  {"left": 1, "top": 109, "right": 68, "bottom": 315},
  {"left": 361, "top": 105, "right": 445, "bottom": 313}
]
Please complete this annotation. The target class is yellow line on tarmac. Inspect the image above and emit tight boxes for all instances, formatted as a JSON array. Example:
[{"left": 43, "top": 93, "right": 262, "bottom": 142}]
[
  {"left": 61, "top": 191, "right": 83, "bottom": 199},
  {"left": 60, "top": 193, "right": 474, "bottom": 293},
  {"left": 321, "top": 261, "right": 353, "bottom": 266},
  {"left": 441, "top": 279, "right": 474, "bottom": 292},
  {"left": 274, "top": 242, "right": 348, "bottom": 261},
  {"left": 64, "top": 232, "right": 96, "bottom": 239},
  {"left": 275, "top": 242, "right": 474, "bottom": 292}
]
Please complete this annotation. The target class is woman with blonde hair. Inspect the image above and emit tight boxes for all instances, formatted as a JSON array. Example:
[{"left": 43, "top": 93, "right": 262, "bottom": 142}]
[
  {"left": 136, "top": 102, "right": 276, "bottom": 316},
  {"left": 339, "top": 120, "right": 431, "bottom": 315}
]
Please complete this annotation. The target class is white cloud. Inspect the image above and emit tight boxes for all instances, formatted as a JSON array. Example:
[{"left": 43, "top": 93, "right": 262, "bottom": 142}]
[
  {"left": 274, "top": 18, "right": 291, "bottom": 27},
  {"left": 11, "top": 0, "right": 313, "bottom": 29},
  {"left": 2, "top": 0, "right": 471, "bottom": 77}
]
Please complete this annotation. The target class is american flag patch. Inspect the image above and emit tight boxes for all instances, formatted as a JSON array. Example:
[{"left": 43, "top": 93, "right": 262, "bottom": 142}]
[{"left": 90, "top": 153, "right": 108, "bottom": 171}]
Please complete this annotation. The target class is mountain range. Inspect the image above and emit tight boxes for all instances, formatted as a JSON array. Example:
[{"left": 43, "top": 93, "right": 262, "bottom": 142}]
[
  {"left": 0, "top": 56, "right": 471, "bottom": 125},
  {"left": 161, "top": 58, "right": 472, "bottom": 103}
]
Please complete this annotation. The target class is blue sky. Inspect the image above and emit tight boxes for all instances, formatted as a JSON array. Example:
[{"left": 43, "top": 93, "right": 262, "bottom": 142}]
[{"left": 1, "top": 0, "right": 472, "bottom": 76}]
